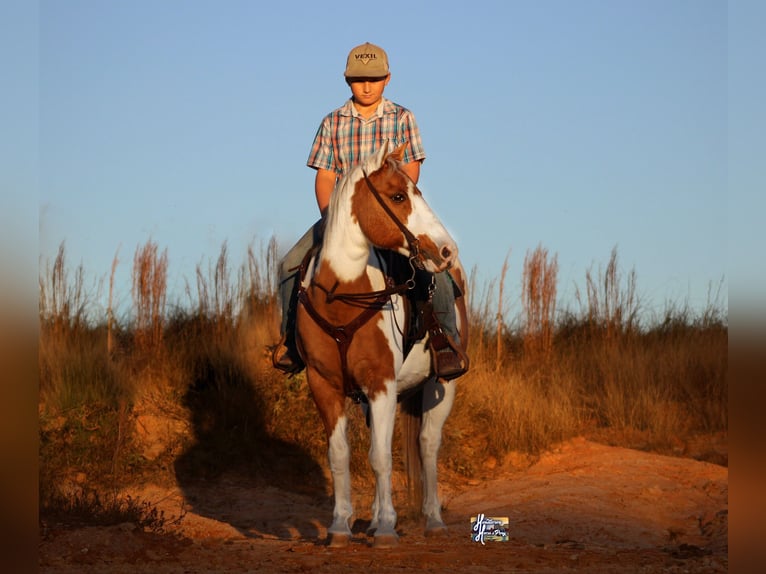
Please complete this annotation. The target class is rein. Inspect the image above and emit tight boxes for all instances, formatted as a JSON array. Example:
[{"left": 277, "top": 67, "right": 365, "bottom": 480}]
[{"left": 297, "top": 170, "right": 426, "bottom": 399}]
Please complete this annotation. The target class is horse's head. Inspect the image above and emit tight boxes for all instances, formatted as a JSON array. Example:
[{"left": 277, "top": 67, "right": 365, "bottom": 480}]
[{"left": 335, "top": 143, "right": 457, "bottom": 274}]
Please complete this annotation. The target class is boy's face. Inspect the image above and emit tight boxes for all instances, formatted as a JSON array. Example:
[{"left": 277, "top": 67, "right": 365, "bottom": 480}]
[{"left": 347, "top": 75, "right": 390, "bottom": 108}]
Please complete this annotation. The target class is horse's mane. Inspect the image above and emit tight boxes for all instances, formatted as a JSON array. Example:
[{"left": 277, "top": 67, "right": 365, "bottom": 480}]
[{"left": 325, "top": 145, "right": 399, "bottom": 233}]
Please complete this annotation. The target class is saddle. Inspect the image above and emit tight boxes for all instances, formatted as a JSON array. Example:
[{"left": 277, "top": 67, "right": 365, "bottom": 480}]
[{"left": 285, "top": 247, "right": 468, "bottom": 395}]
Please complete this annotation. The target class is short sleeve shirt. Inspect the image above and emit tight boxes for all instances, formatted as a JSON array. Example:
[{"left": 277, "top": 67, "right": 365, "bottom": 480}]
[{"left": 307, "top": 97, "right": 426, "bottom": 180}]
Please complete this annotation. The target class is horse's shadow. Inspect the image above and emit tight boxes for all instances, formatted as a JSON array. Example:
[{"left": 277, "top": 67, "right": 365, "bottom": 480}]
[{"left": 173, "top": 352, "right": 331, "bottom": 542}]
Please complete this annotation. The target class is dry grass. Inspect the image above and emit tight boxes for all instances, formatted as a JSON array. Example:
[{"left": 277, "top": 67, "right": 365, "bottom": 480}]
[
  {"left": 39, "top": 242, "right": 91, "bottom": 338},
  {"left": 522, "top": 244, "right": 558, "bottom": 357},
  {"left": 576, "top": 245, "right": 640, "bottom": 339},
  {"left": 38, "top": 239, "right": 728, "bottom": 525},
  {"left": 448, "top": 366, "right": 581, "bottom": 467},
  {"left": 40, "top": 486, "right": 184, "bottom": 534},
  {"left": 495, "top": 252, "right": 510, "bottom": 372},
  {"left": 132, "top": 240, "right": 168, "bottom": 356}
]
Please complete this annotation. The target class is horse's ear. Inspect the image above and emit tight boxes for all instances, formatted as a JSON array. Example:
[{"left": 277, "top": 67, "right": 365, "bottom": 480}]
[
  {"left": 373, "top": 140, "right": 390, "bottom": 166},
  {"left": 387, "top": 143, "right": 407, "bottom": 164}
]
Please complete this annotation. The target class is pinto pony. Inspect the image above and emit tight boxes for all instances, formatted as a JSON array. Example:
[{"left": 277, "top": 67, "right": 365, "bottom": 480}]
[{"left": 295, "top": 143, "right": 469, "bottom": 548}]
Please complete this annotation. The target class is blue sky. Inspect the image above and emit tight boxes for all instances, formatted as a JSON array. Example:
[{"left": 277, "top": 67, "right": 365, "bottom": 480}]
[{"left": 18, "top": 1, "right": 743, "bottom": 321}]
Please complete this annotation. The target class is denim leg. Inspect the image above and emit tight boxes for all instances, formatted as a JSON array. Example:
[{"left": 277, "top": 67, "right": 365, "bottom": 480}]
[
  {"left": 278, "top": 221, "right": 321, "bottom": 337},
  {"left": 432, "top": 271, "right": 460, "bottom": 344}
]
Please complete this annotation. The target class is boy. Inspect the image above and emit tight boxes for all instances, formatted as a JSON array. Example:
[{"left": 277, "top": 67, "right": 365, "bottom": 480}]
[{"left": 273, "top": 42, "right": 466, "bottom": 379}]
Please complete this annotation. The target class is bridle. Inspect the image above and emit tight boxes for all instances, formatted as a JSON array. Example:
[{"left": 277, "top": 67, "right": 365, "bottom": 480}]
[
  {"left": 361, "top": 168, "right": 421, "bottom": 263},
  {"left": 307, "top": 166, "right": 426, "bottom": 305},
  {"left": 297, "top": 166, "right": 429, "bottom": 398}
]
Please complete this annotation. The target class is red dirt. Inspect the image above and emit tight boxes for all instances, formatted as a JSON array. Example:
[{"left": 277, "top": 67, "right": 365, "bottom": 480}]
[{"left": 39, "top": 438, "right": 727, "bottom": 573}]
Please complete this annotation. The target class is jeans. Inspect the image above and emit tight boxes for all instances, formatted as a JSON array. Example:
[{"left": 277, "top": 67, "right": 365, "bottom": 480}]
[{"left": 277, "top": 220, "right": 323, "bottom": 338}]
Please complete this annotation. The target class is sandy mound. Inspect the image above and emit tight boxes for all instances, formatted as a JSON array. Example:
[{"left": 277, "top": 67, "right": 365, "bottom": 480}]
[{"left": 40, "top": 438, "right": 727, "bottom": 573}]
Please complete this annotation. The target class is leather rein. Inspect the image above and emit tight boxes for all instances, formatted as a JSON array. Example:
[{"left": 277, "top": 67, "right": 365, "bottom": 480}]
[{"left": 297, "top": 168, "right": 422, "bottom": 399}]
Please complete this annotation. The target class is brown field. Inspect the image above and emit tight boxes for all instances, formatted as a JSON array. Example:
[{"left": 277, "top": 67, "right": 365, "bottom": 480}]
[{"left": 39, "top": 241, "right": 727, "bottom": 572}]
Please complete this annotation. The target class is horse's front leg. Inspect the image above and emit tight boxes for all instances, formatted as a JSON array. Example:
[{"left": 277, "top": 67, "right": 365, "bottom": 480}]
[
  {"left": 326, "top": 412, "right": 353, "bottom": 545},
  {"left": 366, "top": 381, "right": 399, "bottom": 547},
  {"left": 420, "top": 377, "right": 456, "bottom": 535},
  {"left": 308, "top": 374, "right": 353, "bottom": 547}
]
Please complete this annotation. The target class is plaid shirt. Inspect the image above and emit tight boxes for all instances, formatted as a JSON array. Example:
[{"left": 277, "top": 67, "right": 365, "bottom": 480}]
[{"left": 307, "top": 97, "right": 425, "bottom": 179}]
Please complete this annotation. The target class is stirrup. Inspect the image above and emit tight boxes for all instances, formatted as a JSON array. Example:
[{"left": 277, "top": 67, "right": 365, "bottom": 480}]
[
  {"left": 428, "top": 329, "right": 469, "bottom": 380},
  {"left": 270, "top": 337, "right": 304, "bottom": 375}
]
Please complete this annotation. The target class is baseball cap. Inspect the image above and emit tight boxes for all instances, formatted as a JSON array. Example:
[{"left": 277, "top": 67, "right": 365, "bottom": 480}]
[{"left": 344, "top": 42, "right": 389, "bottom": 78}]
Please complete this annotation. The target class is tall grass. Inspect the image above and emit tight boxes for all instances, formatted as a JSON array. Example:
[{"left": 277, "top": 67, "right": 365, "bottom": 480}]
[
  {"left": 576, "top": 246, "right": 640, "bottom": 339},
  {"left": 39, "top": 242, "right": 90, "bottom": 338},
  {"left": 521, "top": 244, "right": 558, "bottom": 358},
  {"left": 39, "top": 244, "right": 120, "bottom": 412},
  {"left": 39, "top": 238, "right": 728, "bottom": 523},
  {"left": 132, "top": 240, "right": 168, "bottom": 356},
  {"left": 445, "top": 245, "right": 726, "bottom": 469}
]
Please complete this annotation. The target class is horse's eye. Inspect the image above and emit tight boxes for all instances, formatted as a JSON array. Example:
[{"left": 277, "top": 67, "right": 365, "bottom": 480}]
[{"left": 391, "top": 193, "right": 406, "bottom": 204}]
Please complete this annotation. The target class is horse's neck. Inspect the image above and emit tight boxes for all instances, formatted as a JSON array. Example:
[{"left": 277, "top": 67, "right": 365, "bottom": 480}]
[{"left": 319, "top": 203, "right": 372, "bottom": 283}]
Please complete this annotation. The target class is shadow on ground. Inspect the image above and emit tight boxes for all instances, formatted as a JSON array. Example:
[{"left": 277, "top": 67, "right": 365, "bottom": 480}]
[{"left": 173, "top": 352, "right": 330, "bottom": 541}]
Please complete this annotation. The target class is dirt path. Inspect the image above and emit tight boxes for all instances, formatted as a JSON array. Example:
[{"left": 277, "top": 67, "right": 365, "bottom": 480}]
[{"left": 39, "top": 438, "right": 727, "bottom": 573}]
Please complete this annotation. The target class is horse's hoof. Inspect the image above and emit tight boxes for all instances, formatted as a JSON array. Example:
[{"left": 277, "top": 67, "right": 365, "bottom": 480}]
[
  {"left": 373, "top": 533, "right": 399, "bottom": 548},
  {"left": 425, "top": 525, "right": 449, "bottom": 537},
  {"left": 365, "top": 521, "right": 378, "bottom": 537},
  {"left": 328, "top": 533, "right": 351, "bottom": 548}
]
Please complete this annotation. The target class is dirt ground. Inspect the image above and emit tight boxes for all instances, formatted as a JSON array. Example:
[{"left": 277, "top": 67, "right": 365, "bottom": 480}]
[{"left": 39, "top": 438, "right": 727, "bottom": 573}]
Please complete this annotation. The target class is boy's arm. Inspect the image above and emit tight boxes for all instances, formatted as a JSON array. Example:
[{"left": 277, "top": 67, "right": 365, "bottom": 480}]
[{"left": 315, "top": 168, "right": 336, "bottom": 216}]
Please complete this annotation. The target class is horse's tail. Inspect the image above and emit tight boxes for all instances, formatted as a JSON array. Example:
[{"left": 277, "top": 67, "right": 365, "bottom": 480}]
[{"left": 399, "top": 387, "right": 423, "bottom": 514}]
